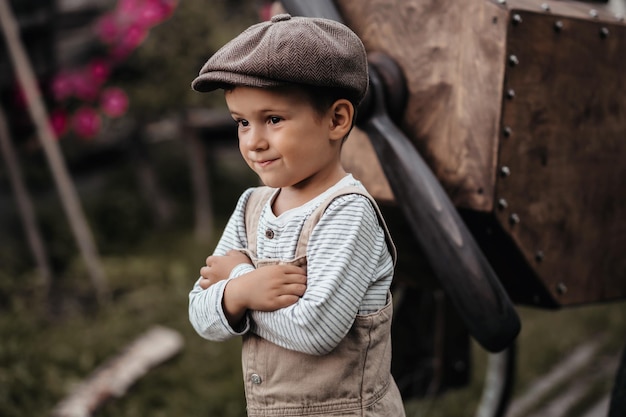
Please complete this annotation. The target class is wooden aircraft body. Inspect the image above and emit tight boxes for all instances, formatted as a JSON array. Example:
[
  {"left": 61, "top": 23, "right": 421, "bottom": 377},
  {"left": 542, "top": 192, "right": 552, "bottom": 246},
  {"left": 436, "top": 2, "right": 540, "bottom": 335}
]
[{"left": 338, "top": 0, "right": 626, "bottom": 308}]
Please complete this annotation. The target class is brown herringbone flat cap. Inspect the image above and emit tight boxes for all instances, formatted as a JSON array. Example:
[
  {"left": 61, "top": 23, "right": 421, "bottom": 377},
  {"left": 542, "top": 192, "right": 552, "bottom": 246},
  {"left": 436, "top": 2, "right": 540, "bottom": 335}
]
[{"left": 191, "top": 14, "right": 368, "bottom": 104}]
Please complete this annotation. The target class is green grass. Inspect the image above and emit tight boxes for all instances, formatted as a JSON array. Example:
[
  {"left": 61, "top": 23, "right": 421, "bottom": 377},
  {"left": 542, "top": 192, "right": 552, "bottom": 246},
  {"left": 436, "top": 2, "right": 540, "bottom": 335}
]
[{"left": 0, "top": 232, "right": 248, "bottom": 417}]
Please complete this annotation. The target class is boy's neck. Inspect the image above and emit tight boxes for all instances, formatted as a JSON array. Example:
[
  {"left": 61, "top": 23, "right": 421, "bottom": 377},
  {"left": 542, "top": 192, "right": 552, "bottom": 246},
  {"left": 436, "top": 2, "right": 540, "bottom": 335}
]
[{"left": 272, "top": 169, "right": 349, "bottom": 216}]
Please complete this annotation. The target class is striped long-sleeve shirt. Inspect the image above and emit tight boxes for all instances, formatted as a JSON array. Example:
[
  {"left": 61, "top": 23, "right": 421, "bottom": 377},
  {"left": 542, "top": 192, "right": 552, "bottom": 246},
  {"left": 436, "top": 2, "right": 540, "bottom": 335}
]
[{"left": 188, "top": 175, "right": 394, "bottom": 355}]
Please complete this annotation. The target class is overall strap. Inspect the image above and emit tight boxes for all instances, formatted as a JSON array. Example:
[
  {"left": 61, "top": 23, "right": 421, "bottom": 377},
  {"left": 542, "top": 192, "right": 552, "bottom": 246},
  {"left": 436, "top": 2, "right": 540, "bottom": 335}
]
[
  {"left": 294, "top": 185, "right": 397, "bottom": 265},
  {"left": 244, "top": 185, "right": 397, "bottom": 265},
  {"left": 244, "top": 186, "right": 275, "bottom": 258}
]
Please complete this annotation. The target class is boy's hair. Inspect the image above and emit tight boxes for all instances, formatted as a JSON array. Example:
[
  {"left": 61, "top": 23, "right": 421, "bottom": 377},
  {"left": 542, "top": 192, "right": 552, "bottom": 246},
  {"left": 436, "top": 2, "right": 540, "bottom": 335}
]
[
  {"left": 191, "top": 14, "right": 369, "bottom": 108},
  {"left": 296, "top": 84, "right": 359, "bottom": 137}
]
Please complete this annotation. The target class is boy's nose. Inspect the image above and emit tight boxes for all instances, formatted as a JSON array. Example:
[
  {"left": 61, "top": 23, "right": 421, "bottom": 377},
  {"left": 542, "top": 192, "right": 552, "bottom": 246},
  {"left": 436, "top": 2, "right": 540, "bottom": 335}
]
[{"left": 242, "top": 127, "right": 268, "bottom": 151}]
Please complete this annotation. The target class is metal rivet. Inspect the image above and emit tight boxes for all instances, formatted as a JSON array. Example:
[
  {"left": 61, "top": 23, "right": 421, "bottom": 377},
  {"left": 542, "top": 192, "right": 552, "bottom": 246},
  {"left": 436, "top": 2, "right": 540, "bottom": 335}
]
[
  {"left": 600, "top": 27, "right": 609, "bottom": 39},
  {"left": 554, "top": 20, "right": 563, "bottom": 32},
  {"left": 265, "top": 229, "right": 275, "bottom": 239},
  {"left": 556, "top": 282, "right": 568, "bottom": 295},
  {"left": 251, "top": 373, "right": 262, "bottom": 384},
  {"left": 506, "top": 89, "right": 516, "bottom": 99},
  {"left": 541, "top": 3, "right": 550, "bottom": 12},
  {"left": 512, "top": 14, "right": 523, "bottom": 25},
  {"left": 509, "top": 213, "right": 520, "bottom": 225},
  {"left": 535, "top": 250, "right": 544, "bottom": 262},
  {"left": 503, "top": 126, "right": 512, "bottom": 137},
  {"left": 497, "top": 198, "right": 508, "bottom": 210},
  {"left": 589, "top": 9, "right": 598, "bottom": 18},
  {"left": 508, "top": 54, "right": 519, "bottom": 66},
  {"left": 498, "top": 0, "right": 506, "bottom": 4},
  {"left": 500, "top": 166, "right": 511, "bottom": 177}
]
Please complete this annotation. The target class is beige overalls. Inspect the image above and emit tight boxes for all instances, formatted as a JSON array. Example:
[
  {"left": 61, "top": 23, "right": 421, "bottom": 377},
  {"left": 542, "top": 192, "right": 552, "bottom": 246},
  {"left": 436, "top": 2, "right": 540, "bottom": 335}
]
[{"left": 240, "top": 186, "right": 405, "bottom": 417}]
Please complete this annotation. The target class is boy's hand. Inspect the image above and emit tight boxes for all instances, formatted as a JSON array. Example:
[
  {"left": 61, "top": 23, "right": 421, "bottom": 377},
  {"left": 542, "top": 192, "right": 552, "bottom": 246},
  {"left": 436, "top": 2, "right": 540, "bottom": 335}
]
[
  {"left": 199, "top": 250, "right": 252, "bottom": 289},
  {"left": 222, "top": 264, "right": 307, "bottom": 326}
]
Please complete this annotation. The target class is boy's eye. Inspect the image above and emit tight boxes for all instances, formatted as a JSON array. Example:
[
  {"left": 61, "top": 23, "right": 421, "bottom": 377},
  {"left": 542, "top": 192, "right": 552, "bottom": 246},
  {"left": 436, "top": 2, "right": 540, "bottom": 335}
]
[
  {"left": 269, "top": 116, "right": 282, "bottom": 125},
  {"left": 236, "top": 119, "right": 249, "bottom": 127}
]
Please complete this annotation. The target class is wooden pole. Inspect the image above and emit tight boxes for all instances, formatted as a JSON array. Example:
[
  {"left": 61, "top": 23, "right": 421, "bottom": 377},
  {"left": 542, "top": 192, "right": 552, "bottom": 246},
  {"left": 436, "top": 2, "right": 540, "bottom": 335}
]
[
  {"left": 183, "top": 120, "right": 213, "bottom": 243},
  {"left": 51, "top": 326, "right": 184, "bottom": 417},
  {"left": 0, "top": 104, "right": 53, "bottom": 292},
  {"left": 0, "top": 0, "right": 108, "bottom": 301}
]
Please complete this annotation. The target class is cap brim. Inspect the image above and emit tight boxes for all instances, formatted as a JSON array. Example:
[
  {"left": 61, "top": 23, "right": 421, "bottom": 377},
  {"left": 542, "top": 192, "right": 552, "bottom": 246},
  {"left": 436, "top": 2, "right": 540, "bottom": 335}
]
[{"left": 191, "top": 72, "right": 286, "bottom": 92}]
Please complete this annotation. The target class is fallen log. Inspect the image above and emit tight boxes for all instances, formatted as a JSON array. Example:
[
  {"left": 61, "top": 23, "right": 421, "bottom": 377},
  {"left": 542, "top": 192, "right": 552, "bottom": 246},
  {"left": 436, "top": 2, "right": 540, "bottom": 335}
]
[{"left": 51, "top": 326, "right": 184, "bottom": 417}]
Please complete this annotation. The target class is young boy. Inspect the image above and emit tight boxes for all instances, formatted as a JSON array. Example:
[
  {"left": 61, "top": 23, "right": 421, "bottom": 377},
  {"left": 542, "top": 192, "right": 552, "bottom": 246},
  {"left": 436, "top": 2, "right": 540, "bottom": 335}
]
[{"left": 188, "top": 14, "right": 405, "bottom": 416}]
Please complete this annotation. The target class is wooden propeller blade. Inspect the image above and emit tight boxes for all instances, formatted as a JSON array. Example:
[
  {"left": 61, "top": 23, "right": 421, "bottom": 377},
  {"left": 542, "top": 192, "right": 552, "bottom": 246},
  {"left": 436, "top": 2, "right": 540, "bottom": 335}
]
[{"left": 362, "top": 69, "right": 520, "bottom": 352}]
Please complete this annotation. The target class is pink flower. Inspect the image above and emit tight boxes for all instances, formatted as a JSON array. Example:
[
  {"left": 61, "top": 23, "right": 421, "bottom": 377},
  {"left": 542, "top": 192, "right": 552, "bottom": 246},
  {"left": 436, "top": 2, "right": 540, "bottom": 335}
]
[
  {"left": 258, "top": 2, "right": 274, "bottom": 21},
  {"left": 51, "top": 72, "right": 74, "bottom": 101},
  {"left": 137, "top": 0, "right": 165, "bottom": 27},
  {"left": 100, "top": 87, "right": 129, "bottom": 118},
  {"left": 71, "top": 70, "right": 99, "bottom": 101},
  {"left": 73, "top": 107, "right": 101, "bottom": 139},
  {"left": 109, "top": 23, "right": 147, "bottom": 60},
  {"left": 122, "top": 24, "right": 148, "bottom": 49},
  {"left": 159, "top": 0, "right": 177, "bottom": 20},
  {"left": 96, "top": 13, "right": 119, "bottom": 44},
  {"left": 89, "top": 59, "right": 111, "bottom": 84},
  {"left": 49, "top": 109, "right": 69, "bottom": 137},
  {"left": 117, "top": 0, "right": 142, "bottom": 16}
]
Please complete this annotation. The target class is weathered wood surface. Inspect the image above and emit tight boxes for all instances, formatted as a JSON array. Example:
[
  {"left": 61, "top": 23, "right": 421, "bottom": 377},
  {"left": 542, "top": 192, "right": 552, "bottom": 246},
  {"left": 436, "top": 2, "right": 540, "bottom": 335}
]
[
  {"left": 336, "top": 0, "right": 508, "bottom": 212},
  {"left": 495, "top": 8, "right": 626, "bottom": 305},
  {"left": 51, "top": 326, "right": 184, "bottom": 417},
  {"left": 342, "top": 127, "right": 394, "bottom": 201},
  {"left": 334, "top": 0, "right": 626, "bottom": 305}
]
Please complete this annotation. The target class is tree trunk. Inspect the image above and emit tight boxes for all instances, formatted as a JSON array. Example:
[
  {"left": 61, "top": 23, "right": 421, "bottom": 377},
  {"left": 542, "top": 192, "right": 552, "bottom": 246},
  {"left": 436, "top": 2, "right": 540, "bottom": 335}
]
[
  {"left": 0, "top": 104, "right": 53, "bottom": 293},
  {"left": 184, "top": 117, "right": 213, "bottom": 243},
  {"left": 129, "top": 129, "right": 174, "bottom": 227}
]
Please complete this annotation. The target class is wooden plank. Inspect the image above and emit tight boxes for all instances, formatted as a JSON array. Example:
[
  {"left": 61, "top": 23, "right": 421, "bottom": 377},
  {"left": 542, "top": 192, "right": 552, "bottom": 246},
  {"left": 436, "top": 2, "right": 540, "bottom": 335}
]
[
  {"left": 335, "top": 0, "right": 509, "bottom": 211},
  {"left": 495, "top": 11, "right": 626, "bottom": 304}
]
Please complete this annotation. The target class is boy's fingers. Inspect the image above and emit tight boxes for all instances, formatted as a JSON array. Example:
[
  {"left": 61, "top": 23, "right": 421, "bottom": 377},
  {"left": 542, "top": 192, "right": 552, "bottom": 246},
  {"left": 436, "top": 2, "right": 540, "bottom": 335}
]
[
  {"left": 279, "top": 264, "right": 307, "bottom": 274},
  {"left": 291, "top": 283, "right": 307, "bottom": 297},
  {"left": 200, "top": 265, "right": 209, "bottom": 278},
  {"left": 276, "top": 295, "right": 301, "bottom": 308}
]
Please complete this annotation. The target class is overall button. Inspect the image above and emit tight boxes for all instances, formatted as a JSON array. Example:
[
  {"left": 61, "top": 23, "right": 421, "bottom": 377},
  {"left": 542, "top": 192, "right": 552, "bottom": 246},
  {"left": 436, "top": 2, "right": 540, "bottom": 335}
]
[
  {"left": 250, "top": 373, "right": 262, "bottom": 384},
  {"left": 265, "top": 229, "right": 275, "bottom": 239}
]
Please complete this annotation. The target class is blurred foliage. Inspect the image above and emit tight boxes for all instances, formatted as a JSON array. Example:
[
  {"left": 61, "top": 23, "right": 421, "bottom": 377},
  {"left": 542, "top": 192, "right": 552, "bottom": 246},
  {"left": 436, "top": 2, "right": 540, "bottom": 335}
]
[
  {"left": 0, "top": 0, "right": 259, "bottom": 276},
  {"left": 116, "top": 0, "right": 259, "bottom": 118}
]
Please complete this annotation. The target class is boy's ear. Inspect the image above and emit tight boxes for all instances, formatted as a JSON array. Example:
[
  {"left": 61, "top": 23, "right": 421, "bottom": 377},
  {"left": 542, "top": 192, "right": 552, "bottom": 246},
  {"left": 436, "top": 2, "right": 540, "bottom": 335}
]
[{"left": 328, "top": 99, "right": 354, "bottom": 141}]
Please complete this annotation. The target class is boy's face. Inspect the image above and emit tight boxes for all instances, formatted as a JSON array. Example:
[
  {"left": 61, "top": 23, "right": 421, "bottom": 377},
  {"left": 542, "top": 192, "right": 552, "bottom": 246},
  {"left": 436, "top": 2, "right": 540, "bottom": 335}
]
[{"left": 225, "top": 86, "right": 348, "bottom": 195}]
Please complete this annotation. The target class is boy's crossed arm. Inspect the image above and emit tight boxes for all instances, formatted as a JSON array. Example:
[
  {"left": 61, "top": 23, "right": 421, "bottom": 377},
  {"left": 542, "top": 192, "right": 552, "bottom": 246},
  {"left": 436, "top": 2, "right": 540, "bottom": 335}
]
[{"left": 200, "top": 250, "right": 307, "bottom": 328}]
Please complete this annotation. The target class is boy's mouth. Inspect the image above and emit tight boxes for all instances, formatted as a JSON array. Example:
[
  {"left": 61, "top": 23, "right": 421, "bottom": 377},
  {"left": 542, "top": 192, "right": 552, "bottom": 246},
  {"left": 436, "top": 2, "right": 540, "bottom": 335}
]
[{"left": 254, "top": 158, "right": 277, "bottom": 168}]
